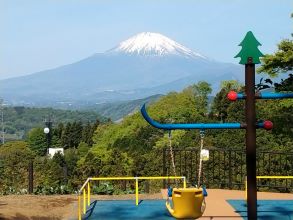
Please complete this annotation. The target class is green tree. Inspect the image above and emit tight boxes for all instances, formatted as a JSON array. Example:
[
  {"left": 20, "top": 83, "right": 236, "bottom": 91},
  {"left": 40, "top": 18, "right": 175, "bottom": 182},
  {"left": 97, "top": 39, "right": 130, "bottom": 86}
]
[
  {"left": 256, "top": 14, "right": 292, "bottom": 93},
  {"left": 254, "top": 14, "right": 293, "bottom": 138},
  {"left": 64, "top": 148, "right": 79, "bottom": 178},
  {"left": 2, "top": 106, "right": 104, "bottom": 141},
  {"left": 77, "top": 141, "right": 90, "bottom": 157},
  {"left": 257, "top": 39, "right": 293, "bottom": 77},
  {"left": 274, "top": 74, "right": 293, "bottom": 92},
  {"left": 27, "top": 128, "right": 47, "bottom": 156},
  {"left": 0, "top": 141, "right": 33, "bottom": 194},
  {"left": 61, "top": 122, "right": 83, "bottom": 149},
  {"left": 61, "top": 122, "right": 72, "bottom": 148},
  {"left": 81, "top": 120, "right": 99, "bottom": 146},
  {"left": 82, "top": 122, "right": 91, "bottom": 145},
  {"left": 78, "top": 152, "right": 102, "bottom": 179},
  {"left": 69, "top": 121, "right": 83, "bottom": 148},
  {"left": 184, "top": 81, "right": 212, "bottom": 115},
  {"left": 211, "top": 80, "right": 243, "bottom": 122},
  {"left": 192, "top": 81, "right": 212, "bottom": 97},
  {"left": 55, "top": 123, "right": 64, "bottom": 140},
  {"left": 34, "top": 153, "right": 67, "bottom": 194},
  {"left": 102, "top": 149, "right": 133, "bottom": 177},
  {"left": 220, "top": 80, "right": 243, "bottom": 91}
]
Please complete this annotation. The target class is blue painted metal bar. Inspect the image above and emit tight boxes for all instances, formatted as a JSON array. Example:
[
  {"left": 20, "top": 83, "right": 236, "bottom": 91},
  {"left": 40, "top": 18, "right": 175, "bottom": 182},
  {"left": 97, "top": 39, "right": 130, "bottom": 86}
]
[
  {"left": 236, "top": 92, "right": 293, "bottom": 100},
  {"left": 141, "top": 104, "right": 242, "bottom": 130},
  {"left": 259, "top": 92, "right": 293, "bottom": 99},
  {"left": 236, "top": 93, "right": 245, "bottom": 99}
]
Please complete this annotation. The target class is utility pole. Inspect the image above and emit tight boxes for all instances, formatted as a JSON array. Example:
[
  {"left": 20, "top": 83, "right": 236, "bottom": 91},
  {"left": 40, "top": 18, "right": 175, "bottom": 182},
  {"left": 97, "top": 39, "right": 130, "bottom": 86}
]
[
  {"left": 28, "top": 160, "right": 33, "bottom": 194},
  {"left": 0, "top": 99, "right": 4, "bottom": 144}
]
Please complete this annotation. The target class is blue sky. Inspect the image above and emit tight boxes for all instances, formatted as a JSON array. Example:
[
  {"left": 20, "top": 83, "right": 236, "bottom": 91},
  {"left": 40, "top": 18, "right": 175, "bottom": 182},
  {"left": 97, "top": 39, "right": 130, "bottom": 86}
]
[{"left": 0, "top": 0, "right": 292, "bottom": 79}]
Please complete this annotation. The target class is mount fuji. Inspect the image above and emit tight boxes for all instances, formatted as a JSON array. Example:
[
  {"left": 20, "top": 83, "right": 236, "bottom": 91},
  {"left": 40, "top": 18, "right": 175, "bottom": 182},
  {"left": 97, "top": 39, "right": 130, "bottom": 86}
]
[
  {"left": 0, "top": 32, "right": 243, "bottom": 107},
  {"left": 108, "top": 32, "right": 206, "bottom": 59}
]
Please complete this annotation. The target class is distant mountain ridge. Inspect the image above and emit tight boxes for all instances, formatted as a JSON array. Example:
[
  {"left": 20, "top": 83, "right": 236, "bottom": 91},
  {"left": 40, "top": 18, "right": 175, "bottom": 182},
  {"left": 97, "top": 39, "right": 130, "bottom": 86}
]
[
  {"left": 0, "top": 32, "right": 243, "bottom": 107},
  {"left": 84, "top": 94, "right": 163, "bottom": 121}
]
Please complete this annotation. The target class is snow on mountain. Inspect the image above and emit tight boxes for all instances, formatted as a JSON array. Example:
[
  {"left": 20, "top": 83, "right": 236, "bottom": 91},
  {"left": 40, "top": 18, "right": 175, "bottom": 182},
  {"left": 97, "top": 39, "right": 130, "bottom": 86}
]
[{"left": 107, "top": 32, "right": 206, "bottom": 59}]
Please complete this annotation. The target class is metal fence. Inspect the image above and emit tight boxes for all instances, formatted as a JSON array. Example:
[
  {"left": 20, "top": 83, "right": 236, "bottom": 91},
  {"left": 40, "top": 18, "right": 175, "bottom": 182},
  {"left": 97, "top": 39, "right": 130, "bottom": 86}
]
[{"left": 163, "top": 148, "right": 293, "bottom": 192}]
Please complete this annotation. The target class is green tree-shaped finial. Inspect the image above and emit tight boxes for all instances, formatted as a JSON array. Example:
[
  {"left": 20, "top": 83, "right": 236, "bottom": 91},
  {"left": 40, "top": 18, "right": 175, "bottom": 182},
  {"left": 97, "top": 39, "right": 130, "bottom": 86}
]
[{"left": 235, "top": 31, "right": 264, "bottom": 65}]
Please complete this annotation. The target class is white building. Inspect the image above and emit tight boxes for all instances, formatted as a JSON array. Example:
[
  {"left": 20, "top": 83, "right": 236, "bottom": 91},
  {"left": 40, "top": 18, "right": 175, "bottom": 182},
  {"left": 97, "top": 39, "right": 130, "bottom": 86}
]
[{"left": 48, "top": 148, "right": 64, "bottom": 158}]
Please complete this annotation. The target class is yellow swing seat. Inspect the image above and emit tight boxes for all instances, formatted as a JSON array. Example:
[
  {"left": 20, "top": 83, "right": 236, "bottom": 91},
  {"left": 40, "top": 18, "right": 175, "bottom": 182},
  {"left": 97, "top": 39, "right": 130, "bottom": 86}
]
[{"left": 166, "top": 188, "right": 205, "bottom": 219}]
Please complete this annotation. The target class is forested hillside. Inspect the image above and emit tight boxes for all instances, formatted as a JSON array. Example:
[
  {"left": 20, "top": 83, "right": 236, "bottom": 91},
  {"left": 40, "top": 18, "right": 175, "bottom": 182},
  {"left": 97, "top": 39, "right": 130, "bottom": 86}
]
[
  {"left": 0, "top": 76, "right": 291, "bottom": 195},
  {"left": 84, "top": 94, "right": 163, "bottom": 121},
  {"left": 1, "top": 107, "right": 106, "bottom": 141}
]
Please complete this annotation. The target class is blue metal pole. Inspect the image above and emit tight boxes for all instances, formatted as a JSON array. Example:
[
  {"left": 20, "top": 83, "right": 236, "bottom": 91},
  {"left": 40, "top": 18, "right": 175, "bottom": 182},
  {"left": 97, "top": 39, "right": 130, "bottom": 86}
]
[
  {"left": 141, "top": 104, "right": 271, "bottom": 130},
  {"left": 235, "top": 92, "right": 293, "bottom": 100},
  {"left": 141, "top": 104, "right": 243, "bottom": 130},
  {"left": 260, "top": 93, "right": 293, "bottom": 99}
]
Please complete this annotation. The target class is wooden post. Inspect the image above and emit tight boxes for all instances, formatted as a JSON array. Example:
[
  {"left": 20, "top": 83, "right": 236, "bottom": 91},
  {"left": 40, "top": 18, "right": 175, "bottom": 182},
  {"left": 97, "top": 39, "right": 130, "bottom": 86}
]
[
  {"left": 145, "top": 180, "right": 150, "bottom": 193},
  {"left": 28, "top": 160, "right": 33, "bottom": 194}
]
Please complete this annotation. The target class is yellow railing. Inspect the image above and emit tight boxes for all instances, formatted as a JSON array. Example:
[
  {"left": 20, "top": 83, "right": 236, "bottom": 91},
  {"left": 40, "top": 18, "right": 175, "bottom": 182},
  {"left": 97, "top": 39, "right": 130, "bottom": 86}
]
[
  {"left": 245, "top": 176, "right": 293, "bottom": 199},
  {"left": 77, "top": 176, "right": 186, "bottom": 220}
]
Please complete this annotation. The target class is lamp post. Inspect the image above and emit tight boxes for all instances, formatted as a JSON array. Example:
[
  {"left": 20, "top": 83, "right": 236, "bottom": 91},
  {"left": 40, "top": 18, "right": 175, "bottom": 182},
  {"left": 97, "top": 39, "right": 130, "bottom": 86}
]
[{"left": 44, "top": 116, "right": 53, "bottom": 153}]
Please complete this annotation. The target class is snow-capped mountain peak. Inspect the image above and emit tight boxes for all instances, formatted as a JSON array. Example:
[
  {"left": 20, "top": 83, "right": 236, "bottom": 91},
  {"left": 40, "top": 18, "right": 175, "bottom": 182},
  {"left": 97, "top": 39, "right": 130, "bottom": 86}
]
[{"left": 107, "top": 32, "right": 206, "bottom": 59}]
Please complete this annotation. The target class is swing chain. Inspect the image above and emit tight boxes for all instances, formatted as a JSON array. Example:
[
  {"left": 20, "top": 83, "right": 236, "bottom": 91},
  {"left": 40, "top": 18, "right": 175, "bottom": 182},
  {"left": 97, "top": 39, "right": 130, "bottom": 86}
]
[
  {"left": 168, "top": 130, "right": 178, "bottom": 187},
  {"left": 197, "top": 129, "right": 205, "bottom": 187},
  {"left": 200, "top": 129, "right": 205, "bottom": 139}
]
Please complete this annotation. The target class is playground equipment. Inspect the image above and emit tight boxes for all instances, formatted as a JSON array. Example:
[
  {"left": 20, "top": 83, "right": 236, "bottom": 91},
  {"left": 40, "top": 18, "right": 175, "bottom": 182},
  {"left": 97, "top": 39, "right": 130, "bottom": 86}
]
[
  {"left": 231, "top": 31, "right": 293, "bottom": 219},
  {"left": 141, "top": 87, "right": 274, "bottom": 219},
  {"left": 166, "top": 188, "right": 204, "bottom": 219},
  {"left": 141, "top": 104, "right": 272, "bottom": 130},
  {"left": 141, "top": 31, "right": 293, "bottom": 220},
  {"left": 77, "top": 31, "right": 292, "bottom": 220},
  {"left": 142, "top": 101, "right": 269, "bottom": 220},
  {"left": 228, "top": 91, "right": 293, "bottom": 101},
  {"left": 164, "top": 128, "right": 208, "bottom": 218},
  {"left": 77, "top": 176, "right": 186, "bottom": 220},
  {"left": 141, "top": 104, "right": 272, "bottom": 219},
  {"left": 245, "top": 176, "right": 293, "bottom": 200}
]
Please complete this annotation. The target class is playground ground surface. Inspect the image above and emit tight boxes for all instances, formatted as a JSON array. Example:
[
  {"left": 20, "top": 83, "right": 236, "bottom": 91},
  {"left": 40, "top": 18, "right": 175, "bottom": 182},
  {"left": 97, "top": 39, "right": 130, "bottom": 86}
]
[{"left": 0, "top": 189, "right": 292, "bottom": 220}]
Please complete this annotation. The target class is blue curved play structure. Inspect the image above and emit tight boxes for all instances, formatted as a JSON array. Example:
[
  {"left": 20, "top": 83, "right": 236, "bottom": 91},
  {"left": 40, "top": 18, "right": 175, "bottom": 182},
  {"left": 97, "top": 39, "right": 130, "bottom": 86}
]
[
  {"left": 141, "top": 104, "right": 243, "bottom": 130},
  {"left": 141, "top": 104, "right": 269, "bottom": 130}
]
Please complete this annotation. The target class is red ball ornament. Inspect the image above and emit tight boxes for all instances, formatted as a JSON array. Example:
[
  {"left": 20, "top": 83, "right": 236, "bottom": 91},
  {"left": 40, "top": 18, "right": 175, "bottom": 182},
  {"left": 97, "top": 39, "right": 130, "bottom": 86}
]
[
  {"left": 263, "top": 120, "right": 273, "bottom": 130},
  {"left": 227, "top": 91, "right": 238, "bottom": 101}
]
